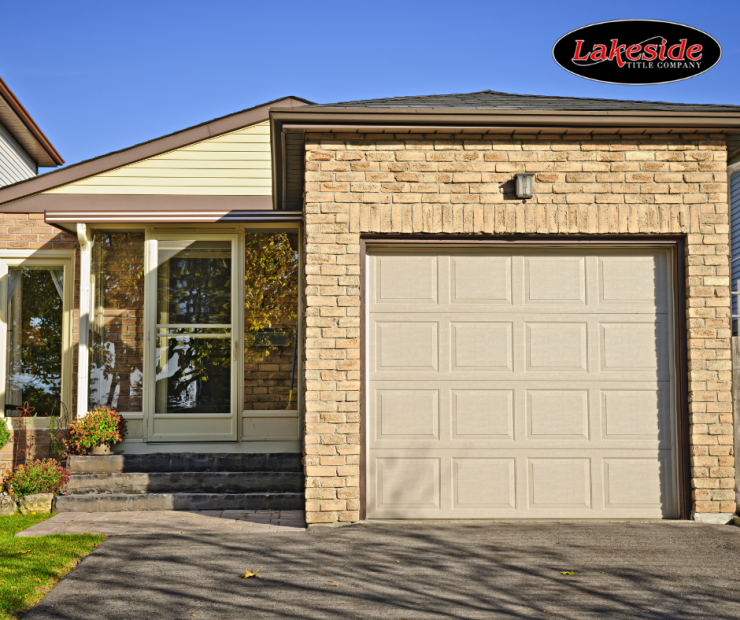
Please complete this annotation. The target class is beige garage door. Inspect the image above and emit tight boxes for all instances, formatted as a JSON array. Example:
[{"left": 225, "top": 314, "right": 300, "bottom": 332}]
[{"left": 366, "top": 246, "right": 678, "bottom": 519}]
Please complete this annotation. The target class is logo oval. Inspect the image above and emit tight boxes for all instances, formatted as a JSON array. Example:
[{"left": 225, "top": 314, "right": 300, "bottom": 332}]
[{"left": 552, "top": 20, "right": 722, "bottom": 85}]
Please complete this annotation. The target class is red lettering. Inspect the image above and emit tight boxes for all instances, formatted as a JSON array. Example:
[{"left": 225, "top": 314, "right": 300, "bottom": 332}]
[
  {"left": 668, "top": 39, "right": 688, "bottom": 60},
  {"left": 659, "top": 39, "right": 667, "bottom": 60},
  {"left": 687, "top": 44, "right": 703, "bottom": 61},
  {"left": 608, "top": 39, "right": 627, "bottom": 67},
  {"left": 643, "top": 44, "right": 658, "bottom": 61},
  {"left": 572, "top": 40, "right": 591, "bottom": 61},
  {"left": 626, "top": 44, "right": 642, "bottom": 61},
  {"left": 591, "top": 44, "right": 607, "bottom": 62}
]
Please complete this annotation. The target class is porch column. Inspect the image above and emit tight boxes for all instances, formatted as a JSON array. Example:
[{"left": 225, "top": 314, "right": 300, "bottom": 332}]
[{"left": 76, "top": 223, "right": 94, "bottom": 417}]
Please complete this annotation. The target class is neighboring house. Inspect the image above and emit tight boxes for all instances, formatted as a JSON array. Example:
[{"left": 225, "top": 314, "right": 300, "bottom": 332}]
[
  {"left": 0, "top": 76, "right": 63, "bottom": 186},
  {"left": 0, "top": 90, "right": 738, "bottom": 525}
]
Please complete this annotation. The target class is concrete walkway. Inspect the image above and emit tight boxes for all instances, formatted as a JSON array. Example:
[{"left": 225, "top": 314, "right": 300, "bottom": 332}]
[
  {"left": 16, "top": 509, "right": 305, "bottom": 536},
  {"left": 21, "top": 521, "right": 740, "bottom": 619}
]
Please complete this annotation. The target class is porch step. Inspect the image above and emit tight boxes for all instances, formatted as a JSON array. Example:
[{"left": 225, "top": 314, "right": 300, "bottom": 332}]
[
  {"left": 55, "top": 492, "right": 304, "bottom": 512},
  {"left": 67, "top": 471, "right": 304, "bottom": 495},
  {"left": 67, "top": 453, "right": 303, "bottom": 474},
  {"left": 61, "top": 453, "right": 305, "bottom": 512}
]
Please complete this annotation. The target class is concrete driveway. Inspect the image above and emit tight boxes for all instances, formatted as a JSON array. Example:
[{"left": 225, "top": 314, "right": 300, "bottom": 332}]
[{"left": 26, "top": 521, "right": 740, "bottom": 619}]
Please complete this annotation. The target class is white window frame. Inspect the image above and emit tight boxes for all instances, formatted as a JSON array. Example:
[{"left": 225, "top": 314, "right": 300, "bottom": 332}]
[
  {"left": 79, "top": 223, "right": 302, "bottom": 445},
  {"left": 0, "top": 250, "right": 75, "bottom": 430}
]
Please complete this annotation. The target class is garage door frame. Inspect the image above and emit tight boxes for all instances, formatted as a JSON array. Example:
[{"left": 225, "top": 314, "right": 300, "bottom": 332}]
[{"left": 359, "top": 235, "right": 690, "bottom": 520}]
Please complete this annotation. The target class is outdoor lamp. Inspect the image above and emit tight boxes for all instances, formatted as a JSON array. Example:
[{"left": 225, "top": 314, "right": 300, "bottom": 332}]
[{"left": 514, "top": 173, "right": 534, "bottom": 199}]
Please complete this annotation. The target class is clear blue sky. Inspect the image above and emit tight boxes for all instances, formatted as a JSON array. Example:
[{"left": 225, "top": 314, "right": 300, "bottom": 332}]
[{"left": 3, "top": 0, "right": 739, "bottom": 171}]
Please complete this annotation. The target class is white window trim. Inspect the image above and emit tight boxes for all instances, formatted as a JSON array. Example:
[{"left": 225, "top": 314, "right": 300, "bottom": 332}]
[
  {"left": 80, "top": 223, "right": 303, "bottom": 444},
  {"left": 0, "top": 249, "right": 75, "bottom": 430}
]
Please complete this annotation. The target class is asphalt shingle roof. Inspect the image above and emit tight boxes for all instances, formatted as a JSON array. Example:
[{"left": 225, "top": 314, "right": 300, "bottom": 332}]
[{"left": 306, "top": 90, "right": 740, "bottom": 113}]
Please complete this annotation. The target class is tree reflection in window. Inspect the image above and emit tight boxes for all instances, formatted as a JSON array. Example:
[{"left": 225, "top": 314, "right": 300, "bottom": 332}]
[{"left": 5, "top": 267, "right": 63, "bottom": 416}]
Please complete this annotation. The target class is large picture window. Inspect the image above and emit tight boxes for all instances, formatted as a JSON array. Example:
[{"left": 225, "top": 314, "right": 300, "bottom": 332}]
[
  {"left": 1, "top": 253, "right": 73, "bottom": 419},
  {"left": 243, "top": 232, "right": 299, "bottom": 411},
  {"left": 88, "top": 232, "right": 145, "bottom": 411},
  {"left": 5, "top": 267, "right": 64, "bottom": 416}
]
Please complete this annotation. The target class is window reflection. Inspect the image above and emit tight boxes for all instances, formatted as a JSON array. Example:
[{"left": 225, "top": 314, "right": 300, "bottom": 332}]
[{"left": 5, "top": 267, "right": 63, "bottom": 416}]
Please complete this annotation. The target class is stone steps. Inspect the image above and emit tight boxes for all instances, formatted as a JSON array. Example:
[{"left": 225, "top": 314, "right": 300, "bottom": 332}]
[
  {"left": 60, "top": 453, "right": 304, "bottom": 513},
  {"left": 55, "top": 492, "right": 304, "bottom": 512},
  {"left": 67, "top": 471, "right": 304, "bottom": 495},
  {"left": 67, "top": 453, "right": 303, "bottom": 474}
]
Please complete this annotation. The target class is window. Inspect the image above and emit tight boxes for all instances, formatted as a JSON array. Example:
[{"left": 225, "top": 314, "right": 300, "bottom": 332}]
[
  {"left": 243, "top": 232, "right": 299, "bottom": 411},
  {"left": 88, "top": 232, "right": 145, "bottom": 411},
  {"left": 1, "top": 254, "right": 73, "bottom": 418}
]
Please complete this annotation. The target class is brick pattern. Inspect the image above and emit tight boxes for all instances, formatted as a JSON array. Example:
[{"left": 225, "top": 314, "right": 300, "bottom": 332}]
[
  {"left": 0, "top": 214, "right": 79, "bottom": 468},
  {"left": 302, "top": 132, "right": 735, "bottom": 524},
  {"left": 1, "top": 426, "right": 57, "bottom": 471}
]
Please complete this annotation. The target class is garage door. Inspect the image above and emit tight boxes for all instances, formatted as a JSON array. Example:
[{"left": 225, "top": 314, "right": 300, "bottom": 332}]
[{"left": 366, "top": 247, "right": 678, "bottom": 519}]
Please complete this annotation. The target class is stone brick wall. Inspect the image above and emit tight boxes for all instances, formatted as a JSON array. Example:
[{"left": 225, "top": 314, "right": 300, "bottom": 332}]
[
  {"left": 1, "top": 426, "right": 58, "bottom": 472},
  {"left": 0, "top": 213, "right": 78, "bottom": 468},
  {"left": 302, "top": 131, "right": 735, "bottom": 524}
]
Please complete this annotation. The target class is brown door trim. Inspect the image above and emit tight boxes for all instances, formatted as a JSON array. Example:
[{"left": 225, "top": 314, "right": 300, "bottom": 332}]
[{"left": 359, "top": 234, "right": 690, "bottom": 521}]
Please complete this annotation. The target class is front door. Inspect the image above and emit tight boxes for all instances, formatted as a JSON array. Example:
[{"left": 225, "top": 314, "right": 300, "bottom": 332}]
[{"left": 146, "top": 233, "right": 240, "bottom": 442}]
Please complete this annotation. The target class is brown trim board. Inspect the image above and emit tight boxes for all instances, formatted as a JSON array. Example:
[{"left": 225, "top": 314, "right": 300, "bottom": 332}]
[
  {"left": 359, "top": 238, "right": 367, "bottom": 520},
  {"left": 360, "top": 234, "right": 691, "bottom": 520},
  {"left": 0, "top": 96, "right": 313, "bottom": 207},
  {"left": 0, "top": 75, "right": 63, "bottom": 167}
]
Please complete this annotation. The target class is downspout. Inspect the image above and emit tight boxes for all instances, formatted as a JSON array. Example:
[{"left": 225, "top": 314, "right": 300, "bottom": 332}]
[{"left": 76, "top": 223, "right": 94, "bottom": 417}]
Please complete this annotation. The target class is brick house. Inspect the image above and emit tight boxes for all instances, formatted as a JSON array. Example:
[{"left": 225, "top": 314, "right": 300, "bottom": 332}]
[{"left": 0, "top": 91, "right": 738, "bottom": 524}]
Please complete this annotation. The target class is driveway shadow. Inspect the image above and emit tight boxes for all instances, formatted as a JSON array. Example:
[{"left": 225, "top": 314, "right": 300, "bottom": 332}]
[{"left": 25, "top": 521, "right": 740, "bottom": 619}]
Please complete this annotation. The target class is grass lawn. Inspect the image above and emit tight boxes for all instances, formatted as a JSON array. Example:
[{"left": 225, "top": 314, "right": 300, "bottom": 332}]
[{"left": 0, "top": 513, "right": 106, "bottom": 620}]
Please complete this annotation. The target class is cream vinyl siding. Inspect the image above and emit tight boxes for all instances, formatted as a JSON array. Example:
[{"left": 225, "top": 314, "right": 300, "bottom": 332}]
[
  {"left": 366, "top": 246, "right": 678, "bottom": 520},
  {"left": 0, "top": 122, "right": 36, "bottom": 186},
  {"left": 46, "top": 121, "right": 271, "bottom": 196}
]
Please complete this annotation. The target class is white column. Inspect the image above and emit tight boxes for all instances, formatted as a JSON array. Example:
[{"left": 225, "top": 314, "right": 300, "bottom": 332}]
[{"left": 76, "top": 224, "right": 94, "bottom": 417}]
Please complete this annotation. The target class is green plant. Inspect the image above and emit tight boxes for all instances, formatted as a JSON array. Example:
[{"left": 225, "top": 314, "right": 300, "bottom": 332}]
[
  {"left": 64, "top": 406, "right": 127, "bottom": 455},
  {"left": 0, "top": 513, "right": 105, "bottom": 619},
  {"left": 0, "top": 420, "right": 9, "bottom": 451},
  {"left": 5, "top": 459, "right": 69, "bottom": 498}
]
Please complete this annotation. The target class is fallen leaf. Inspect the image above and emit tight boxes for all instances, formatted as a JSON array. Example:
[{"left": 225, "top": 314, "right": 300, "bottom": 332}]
[
  {"left": 395, "top": 560, "right": 400, "bottom": 563},
  {"left": 16, "top": 550, "right": 32, "bottom": 554},
  {"left": 241, "top": 566, "right": 263, "bottom": 579},
  {"left": 560, "top": 571, "right": 575, "bottom": 576}
]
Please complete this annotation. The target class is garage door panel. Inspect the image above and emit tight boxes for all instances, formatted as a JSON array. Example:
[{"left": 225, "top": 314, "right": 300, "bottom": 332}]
[
  {"left": 452, "top": 390, "right": 514, "bottom": 439},
  {"left": 374, "top": 254, "right": 439, "bottom": 305},
  {"left": 453, "top": 458, "right": 516, "bottom": 509},
  {"left": 527, "top": 390, "right": 590, "bottom": 439},
  {"left": 451, "top": 321, "right": 513, "bottom": 371},
  {"left": 528, "top": 458, "right": 593, "bottom": 509},
  {"left": 367, "top": 247, "right": 678, "bottom": 520},
  {"left": 601, "top": 387, "right": 672, "bottom": 445},
  {"left": 374, "top": 320, "right": 439, "bottom": 372},
  {"left": 376, "top": 389, "right": 439, "bottom": 440},
  {"left": 451, "top": 255, "right": 512, "bottom": 304},
  {"left": 599, "top": 319, "right": 670, "bottom": 378},
  {"left": 603, "top": 455, "right": 674, "bottom": 511},
  {"left": 599, "top": 253, "right": 668, "bottom": 311},
  {"left": 375, "top": 457, "right": 442, "bottom": 511},
  {"left": 524, "top": 256, "right": 586, "bottom": 304},
  {"left": 526, "top": 322, "right": 589, "bottom": 372}
]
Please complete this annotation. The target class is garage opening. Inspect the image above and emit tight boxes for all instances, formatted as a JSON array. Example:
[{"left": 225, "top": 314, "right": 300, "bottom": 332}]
[{"left": 365, "top": 245, "right": 678, "bottom": 519}]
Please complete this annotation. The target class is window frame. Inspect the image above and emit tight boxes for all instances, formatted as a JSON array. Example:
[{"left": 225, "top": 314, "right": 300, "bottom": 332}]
[{"left": 0, "top": 250, "right": 75, "bottom": 428}]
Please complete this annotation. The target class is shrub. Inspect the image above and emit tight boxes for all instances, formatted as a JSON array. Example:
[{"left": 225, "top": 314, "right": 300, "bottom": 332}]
[
  {"left": 6, "top": 458, "right": 70, "bottom": 498},
  {"left": 64, "top": 406, "right": 127, "bottom": 455},
  {"left": 0, "top": 420, "right": 10, "bottom": 451}
]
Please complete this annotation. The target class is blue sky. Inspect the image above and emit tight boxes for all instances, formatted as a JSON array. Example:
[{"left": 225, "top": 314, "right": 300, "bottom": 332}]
[{"left": 2, "top": 0, "right": 739, "bottom": 171}]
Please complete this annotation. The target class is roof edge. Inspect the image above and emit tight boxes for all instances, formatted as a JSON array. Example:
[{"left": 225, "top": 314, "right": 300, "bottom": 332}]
[
  {"left": 0, "top": 76, "right": 64, "bottom": 166},
  {"left": 0, "top": 95, "right": 313, "bottom": 207},
  {"left": 271, "top": 106, "right": 740, "bottom": 119}
]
